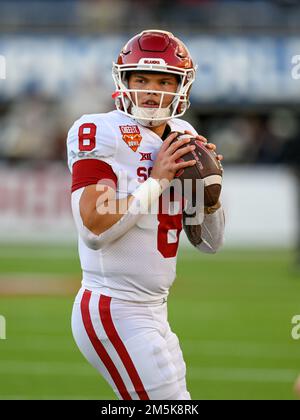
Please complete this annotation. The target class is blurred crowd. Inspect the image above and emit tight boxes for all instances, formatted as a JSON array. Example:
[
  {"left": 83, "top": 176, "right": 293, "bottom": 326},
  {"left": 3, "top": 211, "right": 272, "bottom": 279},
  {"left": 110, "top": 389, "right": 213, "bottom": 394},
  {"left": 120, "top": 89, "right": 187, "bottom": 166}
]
[
  {"left": 0, "top": 92, "right": 298, "bottom": 165},
  {"left": 0, "top": 0, "right": 300, "bottom": 34},
  {"left": 191, "top": 109, "right": 300, "bottom": 165},
  {"left": 0, "top": 0, "right": 299, "bottom": 166}
]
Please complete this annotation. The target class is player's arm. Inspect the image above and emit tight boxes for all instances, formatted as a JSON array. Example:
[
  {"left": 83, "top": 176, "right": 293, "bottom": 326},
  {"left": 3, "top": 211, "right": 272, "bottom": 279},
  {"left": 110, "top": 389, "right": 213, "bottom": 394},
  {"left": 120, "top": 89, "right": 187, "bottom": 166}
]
[
  {"left": 182, "top": 133, "right": 225, "bottom": 254},
  {"left": 73, "top": 132, "right": 197, "bottom": 249},
  {"left": 79, "top": 184, "right": 134, "bottom": 235},
  {"left": 183, "top": 202, "right": 225, "bottom": 254},
  {"left": 73, "top": 177, "right": 162, "bottom": 250}
]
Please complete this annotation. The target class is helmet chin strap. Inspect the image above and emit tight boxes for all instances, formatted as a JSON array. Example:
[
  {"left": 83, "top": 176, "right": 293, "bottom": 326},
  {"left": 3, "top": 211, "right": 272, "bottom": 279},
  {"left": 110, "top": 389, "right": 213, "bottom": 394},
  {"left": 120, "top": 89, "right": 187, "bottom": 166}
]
[{"left": 130, "top": 104, "right": 172, "bottom": 127}]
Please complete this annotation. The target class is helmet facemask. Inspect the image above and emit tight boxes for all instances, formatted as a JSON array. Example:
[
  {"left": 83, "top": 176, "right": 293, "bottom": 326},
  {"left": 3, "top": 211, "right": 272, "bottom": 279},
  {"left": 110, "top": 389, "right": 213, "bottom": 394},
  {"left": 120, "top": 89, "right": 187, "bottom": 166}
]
[{"left": 112, "top": 65, "right": 195, "bottom": 127}]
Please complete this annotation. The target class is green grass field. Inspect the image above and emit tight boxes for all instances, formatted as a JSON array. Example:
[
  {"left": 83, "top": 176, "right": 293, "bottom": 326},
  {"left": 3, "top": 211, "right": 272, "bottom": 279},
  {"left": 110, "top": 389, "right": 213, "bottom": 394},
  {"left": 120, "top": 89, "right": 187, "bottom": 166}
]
[{"left": 0, "top": 244, "right": 300, "bottom": 400}]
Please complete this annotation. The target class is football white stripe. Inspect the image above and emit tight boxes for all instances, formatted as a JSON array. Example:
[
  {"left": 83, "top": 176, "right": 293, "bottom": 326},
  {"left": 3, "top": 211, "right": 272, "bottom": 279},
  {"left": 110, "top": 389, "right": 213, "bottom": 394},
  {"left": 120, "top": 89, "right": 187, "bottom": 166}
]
[{"left": 204, "top": 174, "right": 222, "bottom": 186}]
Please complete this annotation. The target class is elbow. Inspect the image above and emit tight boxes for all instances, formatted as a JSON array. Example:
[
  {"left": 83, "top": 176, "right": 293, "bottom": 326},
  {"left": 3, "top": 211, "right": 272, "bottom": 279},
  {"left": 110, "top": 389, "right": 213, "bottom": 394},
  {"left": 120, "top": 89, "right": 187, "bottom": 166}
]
[
  {"left": 79, "top": 222, "right": 106, "bottom": 251},
  {"left": 82, "top": 236, "right": 103, "bottom": 251},
  {"left": 72, "top": 190, "right": 108, "bottom": 251},
  {"left": 81, "top": 211, "right": 104, "bottom": 236},
  {"left": 80, "top": 214, "right": 109, "bottom": 250}
]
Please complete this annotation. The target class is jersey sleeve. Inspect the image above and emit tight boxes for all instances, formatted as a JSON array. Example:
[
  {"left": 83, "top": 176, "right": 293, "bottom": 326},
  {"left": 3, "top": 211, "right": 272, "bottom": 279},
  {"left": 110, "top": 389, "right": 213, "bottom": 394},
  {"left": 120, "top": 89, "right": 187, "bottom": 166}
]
[
  {"left": 71, "top": 159, "right": 118, "bottom": 193},
  {"left": 66, "top": 114, "right": 118, "bottom": 193}
]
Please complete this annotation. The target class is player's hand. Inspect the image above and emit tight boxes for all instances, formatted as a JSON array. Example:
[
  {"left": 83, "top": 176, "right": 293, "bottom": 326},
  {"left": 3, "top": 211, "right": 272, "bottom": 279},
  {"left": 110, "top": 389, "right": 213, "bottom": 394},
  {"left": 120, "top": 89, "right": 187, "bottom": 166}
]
[
  {"left": 150, "top": 131, "right": 197, "bottom": 183},
  {"left": 183, "top": 130, "right": 223, "bottom": 162}
]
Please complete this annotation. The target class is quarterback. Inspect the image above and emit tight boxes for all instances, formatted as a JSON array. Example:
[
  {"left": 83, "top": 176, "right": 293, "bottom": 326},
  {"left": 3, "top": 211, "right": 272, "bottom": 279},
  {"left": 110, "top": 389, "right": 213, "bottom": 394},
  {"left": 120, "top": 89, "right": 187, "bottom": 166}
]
[{"left": 67, "top": 30, "right": 225, "bottom": 400}]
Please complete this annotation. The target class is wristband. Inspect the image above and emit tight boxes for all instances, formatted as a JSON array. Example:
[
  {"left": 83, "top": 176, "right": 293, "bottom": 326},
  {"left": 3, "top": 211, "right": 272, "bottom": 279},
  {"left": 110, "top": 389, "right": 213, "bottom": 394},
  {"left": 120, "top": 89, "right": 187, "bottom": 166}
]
[{"left": 131, "top": 177, "right": 163, "bottom": 214}]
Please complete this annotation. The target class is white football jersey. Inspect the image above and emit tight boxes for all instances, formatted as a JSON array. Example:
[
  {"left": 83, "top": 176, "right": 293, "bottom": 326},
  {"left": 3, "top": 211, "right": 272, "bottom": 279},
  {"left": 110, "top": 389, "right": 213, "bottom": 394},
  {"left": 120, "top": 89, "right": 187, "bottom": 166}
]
[{"left": 67, "top": 110, "right": 197, "bottom": 302}]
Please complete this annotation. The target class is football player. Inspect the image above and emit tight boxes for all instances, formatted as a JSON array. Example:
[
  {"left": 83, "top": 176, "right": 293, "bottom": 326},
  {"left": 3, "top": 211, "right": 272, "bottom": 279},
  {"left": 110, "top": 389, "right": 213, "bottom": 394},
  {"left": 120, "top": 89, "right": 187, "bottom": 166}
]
[{"left": 67, "top": 30, "right": 225, "bottom": 400}]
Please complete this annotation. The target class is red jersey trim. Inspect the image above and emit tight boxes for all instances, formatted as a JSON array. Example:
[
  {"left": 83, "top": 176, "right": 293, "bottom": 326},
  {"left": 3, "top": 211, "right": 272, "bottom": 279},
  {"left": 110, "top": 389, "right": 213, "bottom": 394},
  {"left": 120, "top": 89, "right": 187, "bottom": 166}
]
[{"left": 71, "top": 159, "right": 118, "bottom": 193}]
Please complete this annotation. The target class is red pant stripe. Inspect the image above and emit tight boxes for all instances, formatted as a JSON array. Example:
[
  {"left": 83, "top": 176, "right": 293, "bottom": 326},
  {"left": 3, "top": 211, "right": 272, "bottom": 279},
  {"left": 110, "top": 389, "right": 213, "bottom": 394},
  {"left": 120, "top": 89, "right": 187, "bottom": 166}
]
[
  {"left": 80, "top": 290, "right": 132, "bottom": 400},
  {"left": 99, "top": 294, "right": 150, "bottom": 400}
]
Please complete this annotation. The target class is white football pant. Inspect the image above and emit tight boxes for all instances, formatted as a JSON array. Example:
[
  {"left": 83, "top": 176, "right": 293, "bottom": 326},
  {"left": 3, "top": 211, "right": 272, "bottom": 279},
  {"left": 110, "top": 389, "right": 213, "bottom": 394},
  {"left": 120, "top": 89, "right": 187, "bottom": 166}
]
[{"left": 71, "top": 287, "right": 191, "bottom": 400}]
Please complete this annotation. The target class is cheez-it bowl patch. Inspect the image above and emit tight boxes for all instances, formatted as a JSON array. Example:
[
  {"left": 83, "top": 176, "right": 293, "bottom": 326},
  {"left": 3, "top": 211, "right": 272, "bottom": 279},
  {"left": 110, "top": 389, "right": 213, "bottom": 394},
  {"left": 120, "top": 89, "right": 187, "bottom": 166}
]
[{"left": 119, "top": 125, "right": 142, "bottom": 152}]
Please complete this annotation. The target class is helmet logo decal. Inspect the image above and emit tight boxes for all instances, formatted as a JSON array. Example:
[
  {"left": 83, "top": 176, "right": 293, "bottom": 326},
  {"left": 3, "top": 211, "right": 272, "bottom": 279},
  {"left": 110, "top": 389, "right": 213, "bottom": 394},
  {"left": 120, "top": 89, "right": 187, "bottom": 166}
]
[
  {"left": 138, "top": 58, "right": 167, "bottom": 66},
  {"left": 119, "top": 125, "right": 143, "bottom": 152}
]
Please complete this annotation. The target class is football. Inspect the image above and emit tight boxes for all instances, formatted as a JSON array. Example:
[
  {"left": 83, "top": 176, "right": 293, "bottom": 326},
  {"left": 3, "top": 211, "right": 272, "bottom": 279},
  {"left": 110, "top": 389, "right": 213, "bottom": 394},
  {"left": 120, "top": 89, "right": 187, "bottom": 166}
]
[{"left": 172, "top": 133, "right": 223, "bottom": 207}]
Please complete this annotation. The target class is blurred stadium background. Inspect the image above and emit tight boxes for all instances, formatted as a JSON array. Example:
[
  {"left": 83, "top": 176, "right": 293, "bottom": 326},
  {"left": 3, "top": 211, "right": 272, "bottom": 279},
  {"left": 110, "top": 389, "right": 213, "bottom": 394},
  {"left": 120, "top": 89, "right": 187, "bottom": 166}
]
[{"left": 0, "top": 0, "right": 300, "bottom": 400}]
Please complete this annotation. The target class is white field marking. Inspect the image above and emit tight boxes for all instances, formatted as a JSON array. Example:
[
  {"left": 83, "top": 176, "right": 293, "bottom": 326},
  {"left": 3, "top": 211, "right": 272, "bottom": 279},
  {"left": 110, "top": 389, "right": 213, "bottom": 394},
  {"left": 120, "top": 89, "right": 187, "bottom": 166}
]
[
  {"left": 188, "top": 366, "right": 299, "bottom": 383},
  {"left": 182, "top": 340, "right": 300, "bottom": 360}
]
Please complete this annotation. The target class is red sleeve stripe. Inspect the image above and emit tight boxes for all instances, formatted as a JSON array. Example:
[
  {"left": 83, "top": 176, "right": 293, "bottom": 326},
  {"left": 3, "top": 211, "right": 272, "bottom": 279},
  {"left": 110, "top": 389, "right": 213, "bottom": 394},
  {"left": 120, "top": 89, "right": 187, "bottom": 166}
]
[{"left": 71, "top": 159, "right": 118, "bottom": 193}]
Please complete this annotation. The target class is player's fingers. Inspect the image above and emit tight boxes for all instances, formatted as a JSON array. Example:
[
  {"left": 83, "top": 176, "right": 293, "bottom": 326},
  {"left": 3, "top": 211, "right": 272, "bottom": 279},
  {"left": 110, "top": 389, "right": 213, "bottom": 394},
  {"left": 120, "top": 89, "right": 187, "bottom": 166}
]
[
  {"left": 160, "top": 131, "right": 179, "bottom": 152},
  {"left": 216, "top": 154, "right": 223, "bottom": 161},
  {"left": 195, "top": 135, "right": 208, "bottom": 143},
  {"left": 174, "top": 159, "right": 196, "bottom": 170},
  {"left": 205, "top": 143, "right": 216, "bottom": 151},
  {"left": 167, "top": 136, "right": 191, "bottom": 155},
  {"left": 183, "top": 130, "right": 193, "bottom": 136},
  {"left": 171, "top": 144, "right": 196, "bottom": 161},
  {"left": 184, "top": 130, "right": 208, "bottom": 143}
]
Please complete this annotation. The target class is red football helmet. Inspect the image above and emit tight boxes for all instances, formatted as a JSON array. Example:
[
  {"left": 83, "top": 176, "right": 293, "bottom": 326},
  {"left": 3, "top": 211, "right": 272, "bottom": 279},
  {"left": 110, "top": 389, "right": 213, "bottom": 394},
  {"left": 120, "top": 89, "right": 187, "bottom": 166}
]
[{"left": 112, "top": 30, "right": 196, "bottom": 127}]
